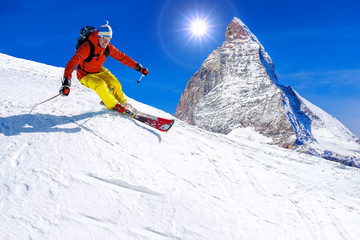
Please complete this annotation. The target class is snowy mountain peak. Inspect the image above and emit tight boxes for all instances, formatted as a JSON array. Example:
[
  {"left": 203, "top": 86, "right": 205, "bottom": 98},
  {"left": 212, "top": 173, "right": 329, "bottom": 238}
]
[
  {"left": 225, "top": 17, "right": 261, "bottom": 45},
  {"left": 175, "top": 18, "right": 360, "bottom": 167},
  {"left": 225, "top": 17, "right": 278, "bottom": 85},
  {"left": 225, "top": 17, "right": 249, "bottom": 42}
]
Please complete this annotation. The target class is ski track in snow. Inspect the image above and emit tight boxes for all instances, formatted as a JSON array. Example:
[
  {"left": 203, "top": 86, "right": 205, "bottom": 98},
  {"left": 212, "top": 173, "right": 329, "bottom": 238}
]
[
  {"left": 1, "top": 53, "right": 360, "bottom": 239},
  {"left": 87, "top": 173, "right": 164, "bottom": 196}
]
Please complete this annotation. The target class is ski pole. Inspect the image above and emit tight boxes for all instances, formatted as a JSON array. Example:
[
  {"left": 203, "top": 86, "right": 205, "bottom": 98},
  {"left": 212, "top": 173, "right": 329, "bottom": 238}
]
[
  {"left": 137, "top": 74, "right": 145, "bottom": 84},
  {"left": 29, "top": 93, "right": 60, "bottom": 113}
]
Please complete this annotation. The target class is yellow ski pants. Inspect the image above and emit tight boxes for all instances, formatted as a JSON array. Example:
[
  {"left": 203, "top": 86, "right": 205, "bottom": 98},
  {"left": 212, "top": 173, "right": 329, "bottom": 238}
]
[{"left": 79, "top": 67, "right": 127, "bottom": 110}]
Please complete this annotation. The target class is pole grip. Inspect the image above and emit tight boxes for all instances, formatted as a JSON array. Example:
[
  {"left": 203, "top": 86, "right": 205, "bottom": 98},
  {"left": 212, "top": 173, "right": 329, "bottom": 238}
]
[{"left": 63, "top": 86, "right": 70, "bottom": 96}]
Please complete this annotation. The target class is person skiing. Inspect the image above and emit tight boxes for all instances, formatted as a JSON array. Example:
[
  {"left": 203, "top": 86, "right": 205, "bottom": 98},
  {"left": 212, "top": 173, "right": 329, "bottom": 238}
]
[{"left": 60, "top": 21, "right": 148, "bottom": 113}]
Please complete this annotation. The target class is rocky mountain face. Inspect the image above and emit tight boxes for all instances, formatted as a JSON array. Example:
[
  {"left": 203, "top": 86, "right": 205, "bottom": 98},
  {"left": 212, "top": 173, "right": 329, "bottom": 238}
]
[{"left": 175, "top": 17, "right": 360, "bottom": 167}]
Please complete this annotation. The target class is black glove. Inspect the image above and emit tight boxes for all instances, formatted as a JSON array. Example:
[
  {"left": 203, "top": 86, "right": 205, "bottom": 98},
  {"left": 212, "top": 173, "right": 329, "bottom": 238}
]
[
  {"left": 59, "top": 77, "right": 71, "bottom": 96},
  {"left": 135, "top": 63, "right": 148, "bottom": 76}
]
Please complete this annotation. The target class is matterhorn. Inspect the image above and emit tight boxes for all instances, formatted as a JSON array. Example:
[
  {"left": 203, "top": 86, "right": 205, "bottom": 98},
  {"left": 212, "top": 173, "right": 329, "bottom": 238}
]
[{"left": 175, "top": 17, "right": 360, "bottom": 167}]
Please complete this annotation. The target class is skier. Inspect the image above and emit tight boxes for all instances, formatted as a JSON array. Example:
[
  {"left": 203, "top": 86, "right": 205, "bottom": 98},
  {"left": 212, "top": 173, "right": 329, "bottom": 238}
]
[{"left": 60, "top": 21, "right": 148, "bottom": 113}]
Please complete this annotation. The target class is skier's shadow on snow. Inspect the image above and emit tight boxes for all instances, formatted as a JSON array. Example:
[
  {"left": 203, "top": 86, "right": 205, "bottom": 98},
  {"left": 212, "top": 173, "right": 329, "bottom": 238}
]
[
  {"left": 0, "top": 111, "right": 162, "bottom": 143},
  {"left": 0, "top": 112, "right": 103, "bottom": 136}
]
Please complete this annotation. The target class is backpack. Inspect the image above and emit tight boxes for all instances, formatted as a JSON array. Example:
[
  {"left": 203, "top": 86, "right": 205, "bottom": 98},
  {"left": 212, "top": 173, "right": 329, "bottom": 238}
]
[{"left": 76, "top": 25, "right": 110, "bottom": 65}]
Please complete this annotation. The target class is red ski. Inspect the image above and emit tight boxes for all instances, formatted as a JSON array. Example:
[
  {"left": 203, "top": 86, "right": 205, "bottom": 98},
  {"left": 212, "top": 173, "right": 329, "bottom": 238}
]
[
  {"left": 101, "top": 102, "right": 175, "bottom": 132},
  {"left": 130, "top": 111, "right": 175, "bottom": 132}
]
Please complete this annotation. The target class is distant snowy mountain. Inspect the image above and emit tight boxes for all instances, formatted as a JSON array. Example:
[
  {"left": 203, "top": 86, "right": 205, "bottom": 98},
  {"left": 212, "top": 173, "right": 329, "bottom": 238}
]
[
  {"left": 175, "top": 17, "right": 360, "bottom": 167},
  {"left": 1, "top": 53, "right": 360, "bottom": 239}
]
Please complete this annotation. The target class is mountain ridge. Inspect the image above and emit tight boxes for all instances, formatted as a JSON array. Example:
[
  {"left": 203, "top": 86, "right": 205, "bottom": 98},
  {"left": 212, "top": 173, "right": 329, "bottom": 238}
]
[{"left": 175, "top": 17, "right": 360, "bottom": 167}]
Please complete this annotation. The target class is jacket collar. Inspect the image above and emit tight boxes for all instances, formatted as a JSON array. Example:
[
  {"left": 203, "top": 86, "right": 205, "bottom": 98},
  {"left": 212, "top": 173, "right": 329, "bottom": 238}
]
[{"left": 89, "top": 30, "right": 100, "bottom": 46}]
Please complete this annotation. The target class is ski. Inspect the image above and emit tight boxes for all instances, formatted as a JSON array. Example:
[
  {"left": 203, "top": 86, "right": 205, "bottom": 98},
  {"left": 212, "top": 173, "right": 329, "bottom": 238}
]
[
  {"left": 101, "top": 102, "right": 175, "bottom": 132},
  {"left": 125, "top": 110, "right": 175, "bottom": 132}
]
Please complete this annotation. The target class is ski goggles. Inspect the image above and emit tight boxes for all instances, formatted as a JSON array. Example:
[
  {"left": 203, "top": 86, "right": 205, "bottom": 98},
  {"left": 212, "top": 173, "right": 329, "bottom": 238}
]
[{"left": 99, "top": 34, "right": 111, "bottom": 41}]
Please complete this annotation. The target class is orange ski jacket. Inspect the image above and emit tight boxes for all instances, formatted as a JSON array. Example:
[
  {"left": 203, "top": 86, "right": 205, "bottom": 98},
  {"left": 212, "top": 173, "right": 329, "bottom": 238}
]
[{"left": 64, "top": 30, "right": 137, "bottom": 81}]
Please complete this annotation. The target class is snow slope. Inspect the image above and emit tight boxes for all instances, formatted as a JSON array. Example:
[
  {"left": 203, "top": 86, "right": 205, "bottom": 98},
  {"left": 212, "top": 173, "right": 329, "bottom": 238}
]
[{"left": 1, "top": 53, "right": 360, "bottom": 240}]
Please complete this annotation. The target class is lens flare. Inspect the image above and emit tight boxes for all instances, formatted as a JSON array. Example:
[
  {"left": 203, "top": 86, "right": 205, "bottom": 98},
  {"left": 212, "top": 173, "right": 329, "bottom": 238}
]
[
  {"left": 191, "top": 19, "right": 208, "bottom": 37},
  {"left": 184, "top": 12, "right": 213, "bottom": 44}
]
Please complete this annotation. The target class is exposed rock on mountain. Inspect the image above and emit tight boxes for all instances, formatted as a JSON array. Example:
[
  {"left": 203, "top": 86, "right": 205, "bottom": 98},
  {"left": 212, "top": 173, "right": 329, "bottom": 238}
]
[{"left": 175, "top": 17, "right": 360, "bottom": 167}]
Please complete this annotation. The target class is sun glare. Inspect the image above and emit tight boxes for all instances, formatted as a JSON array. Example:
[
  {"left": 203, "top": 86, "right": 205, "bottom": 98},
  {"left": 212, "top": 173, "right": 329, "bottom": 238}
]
[
  {"left": 184, "top": 13, "right": 213, "bottom": 43},
  {"left": 191, "top": 19, "right": 208, "bottom": 36}
]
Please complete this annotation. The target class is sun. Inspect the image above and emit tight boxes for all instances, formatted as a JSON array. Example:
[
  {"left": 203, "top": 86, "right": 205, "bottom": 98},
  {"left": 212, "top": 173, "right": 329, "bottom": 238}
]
[
  {"left": 191, "top": 19, "right": 208, "bottom": 37},
  {"left": 184, "top": 14, "right": 212, "bottom": 43}
]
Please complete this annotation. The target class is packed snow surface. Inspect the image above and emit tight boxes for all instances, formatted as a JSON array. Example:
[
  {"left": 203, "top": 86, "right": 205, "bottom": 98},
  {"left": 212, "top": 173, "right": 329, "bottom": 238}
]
[{"left": 1, "top": 53, "right": 360, "bottom": 239}]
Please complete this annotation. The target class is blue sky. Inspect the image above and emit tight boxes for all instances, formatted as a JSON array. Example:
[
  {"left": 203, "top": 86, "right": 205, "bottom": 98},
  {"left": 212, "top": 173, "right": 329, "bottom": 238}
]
[{"left": 1, "top": 0, "right": 359, "bottom": 137}]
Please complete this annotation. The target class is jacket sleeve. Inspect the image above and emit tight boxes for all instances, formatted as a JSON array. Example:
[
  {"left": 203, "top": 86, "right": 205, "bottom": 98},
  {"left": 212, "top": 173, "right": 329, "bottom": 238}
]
[
  {"left": 108, "top": 44, "right": 137, "bottom": 70},
  {"left": 63, "top": 42, "right": 90, "bottom": 80}
]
